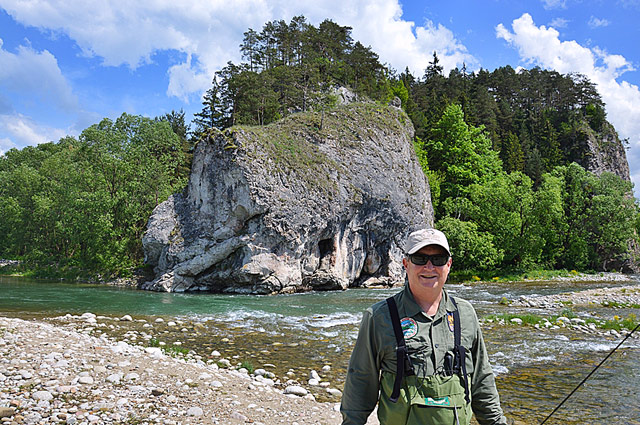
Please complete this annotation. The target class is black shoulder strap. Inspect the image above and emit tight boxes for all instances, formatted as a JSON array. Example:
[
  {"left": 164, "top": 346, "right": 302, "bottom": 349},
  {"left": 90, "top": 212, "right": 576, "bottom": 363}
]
[
  {"left": 450, "top": 296, "right": 471, "bottom": 404},
  {"left": 386, "top": 296, "right": 414, "bottom": 403}
]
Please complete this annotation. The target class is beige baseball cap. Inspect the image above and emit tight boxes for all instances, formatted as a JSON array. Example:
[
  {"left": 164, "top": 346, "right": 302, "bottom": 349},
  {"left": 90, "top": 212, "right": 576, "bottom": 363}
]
[{"left": 405, "top": 228, "right": 451, "bottom": 256}]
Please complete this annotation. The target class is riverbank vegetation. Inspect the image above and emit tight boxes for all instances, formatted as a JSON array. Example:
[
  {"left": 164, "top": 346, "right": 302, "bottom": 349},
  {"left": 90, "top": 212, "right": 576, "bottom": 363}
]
[
  {"left": 1, "top": 15, "right": 638, "bottom": 280},
  {"left": 0, "top": 114, "right": 190, "bottom": 279}
]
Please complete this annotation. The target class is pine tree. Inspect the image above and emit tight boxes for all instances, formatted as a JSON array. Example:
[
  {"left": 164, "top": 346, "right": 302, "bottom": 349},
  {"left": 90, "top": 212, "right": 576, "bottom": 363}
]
[{"left": 193, "top": 79, "right": 226, "bottom": 135}]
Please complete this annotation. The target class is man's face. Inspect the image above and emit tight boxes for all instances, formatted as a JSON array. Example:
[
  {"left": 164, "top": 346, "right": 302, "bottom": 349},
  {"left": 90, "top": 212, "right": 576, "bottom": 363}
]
[{"left": 402, "top": 245, "right": 452, "bottom": 297}]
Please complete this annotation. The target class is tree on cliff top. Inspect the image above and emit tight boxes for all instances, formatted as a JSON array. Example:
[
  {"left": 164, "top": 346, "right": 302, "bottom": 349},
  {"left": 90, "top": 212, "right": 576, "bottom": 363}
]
[{"left": 193, "top": 16, "right": 389, "bottom": 132}]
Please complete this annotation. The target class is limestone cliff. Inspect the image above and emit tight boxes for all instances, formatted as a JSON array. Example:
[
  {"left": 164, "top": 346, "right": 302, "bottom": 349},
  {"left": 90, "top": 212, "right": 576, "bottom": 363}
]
[
  {"left": 572, "top": 120, "right": 630, "bottom": 181},
  {"left": 141, "top": 102, "right": 433, "bottom": 293}
]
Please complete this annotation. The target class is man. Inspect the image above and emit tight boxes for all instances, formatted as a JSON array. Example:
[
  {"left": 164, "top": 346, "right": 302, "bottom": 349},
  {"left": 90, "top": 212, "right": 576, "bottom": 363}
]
[{"left": 341, "top": 228, "right": 507, "bottom": 425}]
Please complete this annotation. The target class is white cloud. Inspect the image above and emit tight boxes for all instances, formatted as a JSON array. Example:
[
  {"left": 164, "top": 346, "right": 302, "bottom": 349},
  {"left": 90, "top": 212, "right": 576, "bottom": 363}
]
[
  {"left": 167, "top": 55, "right": 219, "bottom": 103},
  {"left": 588, "top": 16, "right": 610, "bottom": 28},
  {"left": 549, "top": 17, "right": 569, "bottom": 28},
  {"left": 618, "top": 0, "right": 640, "bottom": 8},
  {"left": 0, "top": 0, "right": 476, "bottom": 101},
  {"left": 0, "top": 136, "right": 17, "bottom": 155},
  {"left": 0, "top": 112, "right": 68, "bottom": 152},
  {"left": 0, "top": 38, "right": 78, "bottom": 112},
  {"left": 542, "top": 0, "right": 567, "bottom": 10},
  {"left": 496, "top": 13, "right": 640, "bottom": 194}
]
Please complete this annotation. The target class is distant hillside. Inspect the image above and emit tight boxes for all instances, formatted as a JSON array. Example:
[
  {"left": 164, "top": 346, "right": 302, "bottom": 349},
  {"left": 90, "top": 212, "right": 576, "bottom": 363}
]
[{"left": 405, "top": 62, "right": 630, "bottom": 184}]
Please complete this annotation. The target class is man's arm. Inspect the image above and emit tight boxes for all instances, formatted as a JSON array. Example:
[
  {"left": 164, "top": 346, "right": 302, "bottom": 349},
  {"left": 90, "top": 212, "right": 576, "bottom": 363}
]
[{"left": 340, "top": 309, "right": 381, "bottom": 425}]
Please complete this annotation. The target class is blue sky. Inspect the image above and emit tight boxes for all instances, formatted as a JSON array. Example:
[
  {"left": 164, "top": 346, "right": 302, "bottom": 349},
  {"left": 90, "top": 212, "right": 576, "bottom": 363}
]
[{"left": 1, "top": 0, "right": 639, "bottom": 192}]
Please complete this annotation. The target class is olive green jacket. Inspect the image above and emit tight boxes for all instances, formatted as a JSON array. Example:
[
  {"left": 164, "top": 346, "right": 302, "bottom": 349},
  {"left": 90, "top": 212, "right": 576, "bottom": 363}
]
[{"left": 340, "top": 286, "right": 507, "bottom": 425}]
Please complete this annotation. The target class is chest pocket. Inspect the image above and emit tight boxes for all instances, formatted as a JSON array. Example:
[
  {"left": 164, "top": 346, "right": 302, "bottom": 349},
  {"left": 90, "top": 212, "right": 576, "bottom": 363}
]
[
  {"left": 407, "top": 375, "right": 473, "bottom": 424},
  {"left": 379, "top": 373, "right": 473, "bottom": 425}
]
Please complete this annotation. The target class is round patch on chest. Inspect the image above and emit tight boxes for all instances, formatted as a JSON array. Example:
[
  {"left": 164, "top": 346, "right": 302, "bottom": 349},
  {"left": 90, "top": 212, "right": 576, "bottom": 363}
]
[{"left": 400, "top": 317, "right": 418, "bottom": 339}]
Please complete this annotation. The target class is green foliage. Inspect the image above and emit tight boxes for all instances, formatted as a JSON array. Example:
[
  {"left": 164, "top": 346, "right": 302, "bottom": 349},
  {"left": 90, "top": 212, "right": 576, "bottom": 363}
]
[
  {"left": 550, "top": 164, "right": 636, "bottom": 270},
  {"left": 389, "top": 79, "right": 409, "bottom": 108},
  {"left": 404, "top": 64, "right": 608, "bottom": 182},
  {"left": 420, "top": 103, "right": 502, "bottom": 213},
  {"left": 194, "top": 16, "right": 389, "bottom": 132},
  {"left": 0, "top": 113, "right": 190, "bottom": 278},
  {"left": 425, "top": 105, "right": 636, "bottom": 272},
  {"left": 437, "top": 217, "right": 502, "bottom": 271}
]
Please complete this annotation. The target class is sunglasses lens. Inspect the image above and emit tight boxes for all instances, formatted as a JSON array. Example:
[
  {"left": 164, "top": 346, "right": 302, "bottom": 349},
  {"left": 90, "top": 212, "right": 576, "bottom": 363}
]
[
  {"left": 409, "top": 254, "right": 428, "bottom": 265},
  {"left": 409, "top": 254, "right": 449, "bottom": 266},
  {"left": 430, "top": 255, "right": 449, "bottom": 266}
]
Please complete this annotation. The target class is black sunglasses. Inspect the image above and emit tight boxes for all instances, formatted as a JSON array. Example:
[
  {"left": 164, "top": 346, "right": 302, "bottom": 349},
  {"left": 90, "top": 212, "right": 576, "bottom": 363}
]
[{"left": 407, "top": 253, "right": 450, "bottom": 267}]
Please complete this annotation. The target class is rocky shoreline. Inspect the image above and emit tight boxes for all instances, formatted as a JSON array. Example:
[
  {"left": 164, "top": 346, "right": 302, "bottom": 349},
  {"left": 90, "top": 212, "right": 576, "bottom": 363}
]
[
  {"left": 513, "top": 283, "right": 640, "bottom": 309},
  {"left": 0, "top": 316, "right": 358, "bottom": 425}
]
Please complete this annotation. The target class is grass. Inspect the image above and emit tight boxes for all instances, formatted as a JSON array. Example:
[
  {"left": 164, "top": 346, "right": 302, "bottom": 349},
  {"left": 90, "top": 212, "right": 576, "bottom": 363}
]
[
  {"left": 163, "top": 345, "right": 189, "bottom": 357},
  {"left": 228, "top": 101, "right": 411, "bottom": 198},
  {"left": 484, "top": 311, "right": 639, "bottom": 332},
  {"left": 148, "top": 338, "right": 189, "bottom": 357},
  {"left": 450, "top": 268, "right": 582, "bottom": 284},
  {"left": 485, "top": 313, "right": 546, "bottom": 326},
  {"left": 599, "top": 314, "right": 638, "bottom": 331},
  {"left": 601, "top": 300, "right": 640, "bottom": 308},
  {"left": 240, "top": 360, "right": 254, "bottom": 374}
]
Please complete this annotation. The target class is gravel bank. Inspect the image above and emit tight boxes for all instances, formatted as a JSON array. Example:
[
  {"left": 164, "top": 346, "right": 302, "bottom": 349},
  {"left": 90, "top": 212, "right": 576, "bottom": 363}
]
[
  {"left": 0, "top": 316, "right": 349, "bottom": 425},
  {"left": 513, "top": 284, "right": 640, "bottom": 309}
]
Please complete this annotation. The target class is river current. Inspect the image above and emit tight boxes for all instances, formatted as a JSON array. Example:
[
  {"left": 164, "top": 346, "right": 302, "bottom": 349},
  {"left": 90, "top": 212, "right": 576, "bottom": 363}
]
[{"left": 1, "top": 275, "right": 639, "bottom": 424}]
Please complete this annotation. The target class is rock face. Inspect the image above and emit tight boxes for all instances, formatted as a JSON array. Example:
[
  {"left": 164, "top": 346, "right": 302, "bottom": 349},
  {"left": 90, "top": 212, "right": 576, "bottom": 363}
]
[
  {"left": 574, "top": 121, "right": 630, "bottom": 181},
  {"left": 142, "top": 102, "right": 433, "bottom": 294}
]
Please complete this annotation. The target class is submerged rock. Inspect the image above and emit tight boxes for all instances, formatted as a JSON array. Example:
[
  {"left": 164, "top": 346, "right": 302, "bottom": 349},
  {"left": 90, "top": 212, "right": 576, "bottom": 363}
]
[{"left": 142, "top": 102, "right": 433, "bottom": 294}]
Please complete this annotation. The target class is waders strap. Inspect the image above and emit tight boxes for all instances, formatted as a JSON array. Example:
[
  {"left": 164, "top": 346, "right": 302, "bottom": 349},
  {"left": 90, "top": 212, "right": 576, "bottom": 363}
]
[
  {"left": 386, "top": 296, "right": 414, "bottom": 403},
  {"left": 450, "top": 297, "right": 471, "bottom": 404}
]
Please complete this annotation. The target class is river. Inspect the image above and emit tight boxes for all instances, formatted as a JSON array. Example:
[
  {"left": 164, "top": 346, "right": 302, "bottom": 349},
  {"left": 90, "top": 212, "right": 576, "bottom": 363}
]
[{"left": 1, "top": 275, "right": 639, "bottom": 424}]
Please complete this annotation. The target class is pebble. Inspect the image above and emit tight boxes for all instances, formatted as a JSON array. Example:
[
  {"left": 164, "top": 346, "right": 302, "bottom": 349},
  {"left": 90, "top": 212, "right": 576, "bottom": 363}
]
[
  {"left": 284, "top": 385, "right": 308, "bottom": 396},
  {"left": 187, "top": 407, "right": 203, "bottom": 416},
  {"left": 78, "top": 376, "right": 94, "bottom": 384},
  {"left": 0, "top": 407, "right": 15, "bottom": 418},
  {"left": 106, "top": 373, "right": 122, "bottom": 384},
  {"left": 32, "top": 391, "right": 53, "bottom": 401},
  {"left": 231, "top": 411, "right": 248, "bottom": 420},
  {"left": 327, "top": 388, "right": 343, "bottom": 397}
]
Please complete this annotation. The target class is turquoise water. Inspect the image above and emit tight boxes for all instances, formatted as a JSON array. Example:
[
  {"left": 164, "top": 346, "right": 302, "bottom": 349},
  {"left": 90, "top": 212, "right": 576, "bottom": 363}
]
[
  {"left": 0, "top": 275, "right": 391, "bottom": 317},
  {"left": 2, "top": 275, "right": 639, "bottom": 424}
]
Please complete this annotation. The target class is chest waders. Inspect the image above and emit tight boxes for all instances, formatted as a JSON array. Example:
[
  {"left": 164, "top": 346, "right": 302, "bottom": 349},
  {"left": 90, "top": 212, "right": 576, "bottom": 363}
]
[{"left": 383, "top": 296, "right": 471, "bottom": 425}]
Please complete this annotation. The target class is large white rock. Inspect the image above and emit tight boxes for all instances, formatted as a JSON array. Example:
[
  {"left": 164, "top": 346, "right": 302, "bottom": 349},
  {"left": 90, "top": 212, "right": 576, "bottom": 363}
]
[{"left": 141, "top": 103, "right": 433, "bottom": 294}]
